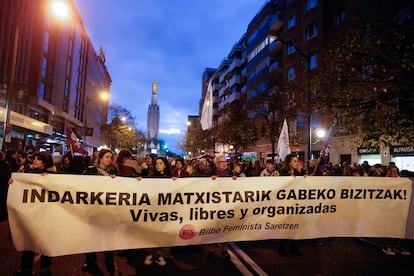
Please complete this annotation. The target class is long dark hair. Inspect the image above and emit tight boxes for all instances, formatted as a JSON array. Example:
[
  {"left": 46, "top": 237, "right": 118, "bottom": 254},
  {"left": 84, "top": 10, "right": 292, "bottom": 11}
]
[
  {"left": 95, "top": 149, "right": 114, "bottom": 167},
  {"left": 153, "top": 157, "right": 172, "bottom": 177},
  {"left": 284, "top": 154, "right": 296, "bottom": 171},
  {"left": 115, "top": 149, "right": 134, "bottom": 168}
]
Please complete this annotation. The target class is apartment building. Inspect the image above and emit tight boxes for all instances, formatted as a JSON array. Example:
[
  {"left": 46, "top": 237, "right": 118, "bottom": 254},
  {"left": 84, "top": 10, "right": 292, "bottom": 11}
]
[{"left": 199, "top": 0, "right": 413, "bottom": 169}]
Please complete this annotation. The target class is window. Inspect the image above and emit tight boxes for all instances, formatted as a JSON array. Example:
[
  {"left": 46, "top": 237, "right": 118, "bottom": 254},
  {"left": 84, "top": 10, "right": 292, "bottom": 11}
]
[
  {"left": 68, "top": 39, "right": 73, "bottom": 57},
  {"left": 247, "top": 89, "right": 257, "bottom": 100},
  {"left": 17, "top": 89, "right": 24, "bottom": 100},
  {"left": 309, "top": 51, "right": 317, "bottom": 70},
  {"left": 66, "top": 59, "right": 71, "bottom": 76},
  {"left": 74, "top": 107, "right": 80, "bottom": 120},
  {"left": 248, "top": 38, "right": 269, "bottom": 61},
  {"left": 398, "top": 6, "right": 412, "bottom": 24},
  {"left": 63, "top": 98, "right": 68, "bottom": 112},
  {"left": 305, "top": 20, "right": 318, "bottom": 40},
  {"left": 287, "top": 40, "right": 296, "bottom": 55},
  {"left": 76, "top": 90, "right": 81, "bottom": 106},
  {"left": 305, "top": 0, "right": 318, "bottom": 12},
  {"left": 361, "top": 65, "right": 373, "bottom": 80},
  {"left": 336, "top": 9, "right": 346, "bottom": 24},
  {"left": 288, "top": 66, "right": 296, "bottom": 81},
  {"left": 39, "top": 82, "right": 45, "bottom": 99},
  {"left": 287, "top": 15, "right": 296, "bottom": 29},
  {"left": 41, "top": 56, "right": 47, "bottom": 78},
  {"left": 248, "top": 70, "right": 256, "bottom": 81},
  {"left": 43, "top": 32, "right": 49, "bottom": 53},
  {"left": 258, "top": 82, "right": 267, "bottom": 95}
]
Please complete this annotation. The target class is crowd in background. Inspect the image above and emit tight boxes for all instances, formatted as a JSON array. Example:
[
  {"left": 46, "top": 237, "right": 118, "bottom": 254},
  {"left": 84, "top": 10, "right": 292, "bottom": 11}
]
[{"left": 0, "top": 147, "right": 413, "bottom": 275}]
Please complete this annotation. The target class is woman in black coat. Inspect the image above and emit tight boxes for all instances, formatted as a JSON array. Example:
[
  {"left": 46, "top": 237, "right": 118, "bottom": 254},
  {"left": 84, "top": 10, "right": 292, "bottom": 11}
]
[
  {"left": 16, "top": 151, "right": 55, "bottom": 276},
  {"left": 81, "top": 149, "right": 118, "bottom": 275}
]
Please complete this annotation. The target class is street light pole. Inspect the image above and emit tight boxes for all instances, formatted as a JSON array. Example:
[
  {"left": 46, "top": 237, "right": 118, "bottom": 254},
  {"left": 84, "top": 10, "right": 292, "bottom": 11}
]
[{"left": 1, "top": 15, "right": 21, "bottom": 150}]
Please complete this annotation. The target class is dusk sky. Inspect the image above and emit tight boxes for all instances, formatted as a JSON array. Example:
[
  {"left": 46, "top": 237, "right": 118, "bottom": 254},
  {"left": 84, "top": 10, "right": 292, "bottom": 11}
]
[{"left": 73, "top": 0, "right": 265, "bottom": 152}]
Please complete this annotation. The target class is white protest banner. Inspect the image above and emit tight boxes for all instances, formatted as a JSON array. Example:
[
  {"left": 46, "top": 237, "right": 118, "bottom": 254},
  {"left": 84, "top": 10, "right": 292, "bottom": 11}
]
[{"left": 7, "top": 173, "right": 413, "bottom": 257}]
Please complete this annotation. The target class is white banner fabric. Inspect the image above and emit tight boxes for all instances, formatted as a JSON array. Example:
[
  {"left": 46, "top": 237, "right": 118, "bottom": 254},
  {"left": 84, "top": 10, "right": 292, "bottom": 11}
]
[{"left": 7, "top": 173, "right": 414, "bottom": 257}]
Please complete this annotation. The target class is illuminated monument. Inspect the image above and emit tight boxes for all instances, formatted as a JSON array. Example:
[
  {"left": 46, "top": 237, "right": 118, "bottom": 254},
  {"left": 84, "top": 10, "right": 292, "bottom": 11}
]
[{"left": 145, "top": 81, "right": 160, "bottom": 154}]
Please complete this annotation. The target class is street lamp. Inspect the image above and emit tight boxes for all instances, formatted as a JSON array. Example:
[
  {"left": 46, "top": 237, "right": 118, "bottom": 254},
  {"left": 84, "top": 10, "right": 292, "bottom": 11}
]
[
  {"left": 310, "top": 128, "right": 326, "bottom": 160},
  {"left": 316, "top": 129, "right": 326, "bottom": 139},
  {"left": 51, "top": 1, "right": 71, "bottom": 19}
]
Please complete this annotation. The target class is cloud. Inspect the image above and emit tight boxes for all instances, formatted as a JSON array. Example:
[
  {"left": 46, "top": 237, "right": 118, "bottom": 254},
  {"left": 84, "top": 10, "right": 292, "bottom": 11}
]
[{"left": 73, "top": 0, "right": 264, "bottom": 150}]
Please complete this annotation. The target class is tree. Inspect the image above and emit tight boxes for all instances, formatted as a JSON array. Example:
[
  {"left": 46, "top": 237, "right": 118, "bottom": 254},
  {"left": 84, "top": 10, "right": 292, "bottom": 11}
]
[
  {"left": 186, "top": 125, "right": 214, "bottom": 157},
  {"left": 246, "top": 85, "right": 292, "bottom": 161},
  {"left": 103, "top": 104, "right": 145, "bottom": 151},
  {"left": 319, "top": 8, "right": 414, "bottom": 146},
  {"left": 216, "top": 100, "right": 258, "bottom": 154}
]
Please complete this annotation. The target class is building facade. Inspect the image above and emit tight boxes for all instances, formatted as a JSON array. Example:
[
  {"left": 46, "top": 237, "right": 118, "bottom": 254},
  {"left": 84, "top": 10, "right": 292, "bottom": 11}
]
[
  {"left": 0, "top": 0, "right": 111, "bottom": 155},
  {"left": 197, "top": 0, "right": 413, "bottom": 169}
]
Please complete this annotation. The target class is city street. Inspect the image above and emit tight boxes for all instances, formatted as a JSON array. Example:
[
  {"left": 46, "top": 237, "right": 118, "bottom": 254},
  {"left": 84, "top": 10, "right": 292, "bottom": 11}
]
[{"left": 1, "top": 221, "right": 413, "bottom": 275}]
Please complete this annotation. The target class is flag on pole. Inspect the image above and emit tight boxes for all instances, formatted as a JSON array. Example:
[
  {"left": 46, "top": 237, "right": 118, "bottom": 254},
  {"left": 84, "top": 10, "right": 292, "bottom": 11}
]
[
  {"left": 200, "top": 78, "right": 213, "bottom": 130},
  {"left": 312, "top": 114, "right": 338, "bottom": 175},
  {"left": 318, "top": 116, "right": 338, "bottom": 163},
  {"left": 277, "top": 119, "right": 291, "bottom": 161},
  {"left": 65, "top": 124, "right": 89, "bottom": 155}
]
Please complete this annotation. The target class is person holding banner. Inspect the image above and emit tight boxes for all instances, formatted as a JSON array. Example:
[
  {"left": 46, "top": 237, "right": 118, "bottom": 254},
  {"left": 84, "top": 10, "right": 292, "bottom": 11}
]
[
  {"left": 143, "top": 156, "right": 172, "bottom": 266},
  {"left": 191, "top": 158, "right": 212, "bottom": 177},
  {"left": 81, "top": 148, "right": 118, "bottom": 275},
  {"left": 232, "top": 163, "right": 246, "bottom": 177},
  {"left": 15, "top": 152, "right": 55, "bottom": 276},
  {"left": 211, "top": 155, "right": 233, "bottom": 179},
  {"left": 278, "top": 154, "right": 305, "bottom": 257},
  {"left": 208, "top": 155, "right": 236, "bottom": 260},
  {"left": 380, "top": 162, "right": 411, "bottom": 256},
  {"left": 260, "top": 159, "right": 280, "bottom": 177},
  {"left": 172, "top": 158, "right": 190, "bottom": 178},
  {"left": 280, "top": 154, "right": 306, "bottom": 177},
  {"left": 140, "top": 155, "right": 154, "bottom": 177}
]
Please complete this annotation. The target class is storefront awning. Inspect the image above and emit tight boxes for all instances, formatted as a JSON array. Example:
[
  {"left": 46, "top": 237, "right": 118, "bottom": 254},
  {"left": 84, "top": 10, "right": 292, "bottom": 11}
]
[{"left": 9, "top": 111, "right": 53, "bottom": 135}]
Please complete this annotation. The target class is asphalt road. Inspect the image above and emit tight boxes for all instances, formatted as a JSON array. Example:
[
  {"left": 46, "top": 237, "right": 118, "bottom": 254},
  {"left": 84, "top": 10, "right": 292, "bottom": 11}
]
[{"left": 1, "top": 221, "right": 413, "bottom": 275}]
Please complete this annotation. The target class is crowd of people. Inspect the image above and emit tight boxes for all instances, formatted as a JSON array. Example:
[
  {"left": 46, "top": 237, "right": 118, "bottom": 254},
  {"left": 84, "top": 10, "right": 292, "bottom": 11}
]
[{"left": 0, "top": 147, "right": 413, "bottom": 275}]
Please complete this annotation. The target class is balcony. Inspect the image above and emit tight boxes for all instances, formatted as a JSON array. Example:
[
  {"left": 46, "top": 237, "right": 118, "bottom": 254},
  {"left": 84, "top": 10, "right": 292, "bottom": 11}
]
[
  {"left": 213, "top": 82, "right": 221, "bottom": 92},
  {"left": 219, "top": 69, "right": 231, "bottom": 83},
  {"left": 219, "top": 92, "right": 241, "bottom": 109},
  {"left": 228, "top": 75, "right": 241, "bottom": 88},
  {"left": 218, "top": 58, "right": 230, "bottom": 74},
  {"left": 227, "top": 58, "right": 242, "bottom": 74},
  {"left": 268, "top": 39, "right": 283, "bottom": 57},
  {"left": 269, "top": 12, "right": 283, "bottom": 35},
  {"left": 218, "top": 82, "right": 230, "bottom": 97}
]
